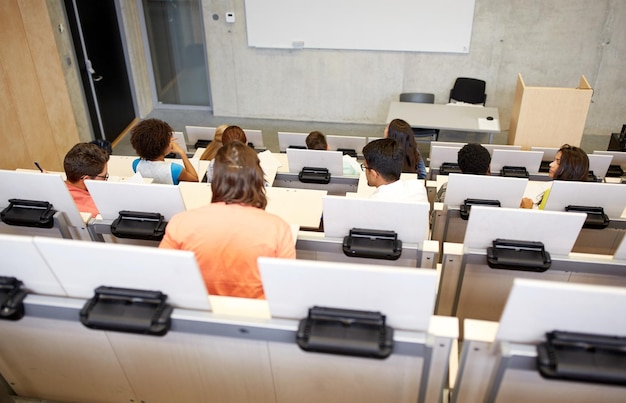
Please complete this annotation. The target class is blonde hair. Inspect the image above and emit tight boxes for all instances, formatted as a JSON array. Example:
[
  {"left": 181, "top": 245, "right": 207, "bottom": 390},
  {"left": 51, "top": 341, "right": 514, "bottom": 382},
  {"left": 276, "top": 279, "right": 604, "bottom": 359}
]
[{"left": 199, "top": 124, "right": 228, "bottom": 161}]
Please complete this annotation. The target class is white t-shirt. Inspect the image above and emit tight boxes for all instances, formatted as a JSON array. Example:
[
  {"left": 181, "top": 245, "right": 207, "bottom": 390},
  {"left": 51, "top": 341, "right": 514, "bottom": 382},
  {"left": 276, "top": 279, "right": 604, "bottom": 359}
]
[{"left": 369, "top": 179, "right": 428, "bottom": 203}]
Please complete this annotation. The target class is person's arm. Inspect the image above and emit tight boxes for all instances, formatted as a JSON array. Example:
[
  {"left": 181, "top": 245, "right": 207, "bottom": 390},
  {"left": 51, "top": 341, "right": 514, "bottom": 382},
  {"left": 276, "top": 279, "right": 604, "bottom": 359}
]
[
  {"left": 276, "top": 221, "right": 296, "bottom": 259},
  {"left": 417, "top": 157, "right": 427, "bottom": 179},
  {"left": 170, "top": 141, "right": 199, "bottom": 182}
]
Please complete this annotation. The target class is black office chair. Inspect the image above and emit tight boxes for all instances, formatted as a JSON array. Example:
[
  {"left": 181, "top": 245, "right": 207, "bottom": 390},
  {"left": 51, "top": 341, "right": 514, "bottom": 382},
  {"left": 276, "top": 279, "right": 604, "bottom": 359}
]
[
  {"left": 399, "top": 92, "right": 439, "bottom": 141},
  {"left": 448, "top": 77, "right": 487, "bottom": 105}
]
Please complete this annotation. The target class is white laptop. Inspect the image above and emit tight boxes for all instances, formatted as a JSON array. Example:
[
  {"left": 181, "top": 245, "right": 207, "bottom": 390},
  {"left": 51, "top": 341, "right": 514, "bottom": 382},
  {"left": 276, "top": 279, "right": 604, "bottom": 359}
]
[
  {"left": 443, "top": 173, "right": 528, "bottom": 208},
  {"left": 277, "top": 131, "right": 308, "bottom": 152},
  {"left": 286, "top": 148, "right": 344, "bottom": 176},
  {"left": 490, "top": 149, "right": 543, "bottom": 174}
]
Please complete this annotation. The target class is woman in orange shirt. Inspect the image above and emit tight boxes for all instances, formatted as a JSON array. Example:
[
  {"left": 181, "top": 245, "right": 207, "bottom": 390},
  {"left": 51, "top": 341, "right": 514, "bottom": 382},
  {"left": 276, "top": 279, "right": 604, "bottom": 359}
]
[{"left": 159, "top": 141, "right": 295, "bottom": 299}]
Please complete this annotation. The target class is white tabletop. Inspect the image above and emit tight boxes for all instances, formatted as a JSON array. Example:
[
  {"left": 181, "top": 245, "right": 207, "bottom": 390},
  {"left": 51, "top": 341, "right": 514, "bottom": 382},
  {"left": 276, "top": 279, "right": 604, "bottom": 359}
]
[{"left": 387, "top": 102, "right": 501, "bottom": 134}]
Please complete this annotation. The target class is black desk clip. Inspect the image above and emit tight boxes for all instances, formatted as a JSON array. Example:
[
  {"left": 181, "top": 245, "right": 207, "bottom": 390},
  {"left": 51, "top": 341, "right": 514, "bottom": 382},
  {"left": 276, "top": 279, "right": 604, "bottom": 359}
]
[
  {"left": 337, "top": 148, "right": 357, "bottom": 158},
  {"left": 565, "top": 205, "right": 610, "bottom": 229},
  {"left": 298, "top": 167, "right": 331, "bottom": 184},
  {"left": 0, "top": 276, "right": 27, "bottom": 321},
  {"left": 500, "top": 165, "right": 529, "bottom": 178},
  {"left": 80, "top": 286, "right": 173, "bottom": 336},
  {"left": 486, "top": 238, "right": 551, "bottom": 272},
  {"left": 111, "top": 211, "right": 167, "bottom": 241},
  {"left": 459, "top": 198, "right": 501, "bottom": 220},
  {"left": 194, "top": 139, "right": 211, "bottom": 149},
  {"left": 297, "top": 306, "right": 393, "bottom": 359},
  {"left": 537, "top": 330, "right": 626, "bottom": 386},
  {"left": 342, "top": 228, "right": 402, "bottom": 260},
  {"left": 439, "top": 162, "right": 462, "bottom": 176},
  {"left": 0, "top": 198, "right": 56, "bottom": 228}
]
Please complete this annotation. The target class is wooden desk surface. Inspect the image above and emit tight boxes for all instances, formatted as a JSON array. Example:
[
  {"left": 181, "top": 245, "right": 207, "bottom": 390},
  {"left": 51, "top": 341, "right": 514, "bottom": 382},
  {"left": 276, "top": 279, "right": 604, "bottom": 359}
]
[{"left": 387, "top": 102, "right": 501, "bottom": 134}]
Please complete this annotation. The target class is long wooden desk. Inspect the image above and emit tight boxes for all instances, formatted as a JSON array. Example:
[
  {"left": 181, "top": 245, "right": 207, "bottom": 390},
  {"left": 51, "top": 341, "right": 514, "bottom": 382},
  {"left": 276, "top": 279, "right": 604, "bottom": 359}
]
[{"left": 386, "top": 102, "right": 501, "bottom": 143}]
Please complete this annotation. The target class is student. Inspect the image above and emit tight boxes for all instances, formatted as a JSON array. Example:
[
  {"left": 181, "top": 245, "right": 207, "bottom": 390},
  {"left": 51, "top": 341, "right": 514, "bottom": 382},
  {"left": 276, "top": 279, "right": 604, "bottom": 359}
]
[
  {"left": 159, "top": 141, "right": 295, "bottom": 299},
  {"left": 384, "top": 119, "right": 427, "bottom": 179},
  {"left": 521, "top": 144, "right": 589, "bottom": 209},
  {"left": 305, "top": 130, "right": 360, "bottom": 176},
  {"left": 435, "top": 143, "right": 491, "bottom": 202},
  {"left": 130, "top": 118, "right": 198, "bottom": 184},
  {"left": 63, "top": 142, "right": 110, "bottom": 217},
  {"left": 199, "top": 124, "right": 228, "bottom": 161},
  {"left": 361, "top": 138, "right": 428, "bottom": 202},
  {"left": 203, "top": 125, "right": 248, "bottom": 183}
]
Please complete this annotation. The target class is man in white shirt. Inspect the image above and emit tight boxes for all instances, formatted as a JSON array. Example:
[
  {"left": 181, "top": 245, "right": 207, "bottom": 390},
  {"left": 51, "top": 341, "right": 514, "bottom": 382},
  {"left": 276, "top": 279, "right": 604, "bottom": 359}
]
[{"left": 362, "top": 138, "right": 428, "bottom": 203}]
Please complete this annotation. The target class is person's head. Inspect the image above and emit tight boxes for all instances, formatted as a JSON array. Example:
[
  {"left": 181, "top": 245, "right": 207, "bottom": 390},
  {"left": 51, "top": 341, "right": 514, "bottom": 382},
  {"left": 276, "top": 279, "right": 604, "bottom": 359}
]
[
  {"left": 222, "top": 125, "right": 247, "bottom": 145},
  {"left": 64, "top": 143, "right": 110, "bottom": 183},
  {"left": 457, "top": 143, "right": 491, "bottom": 175},
  {"left": 362, "top": 138, "right": 403, "bottom": 187},
  {"left": 211, "top": 141, "right": 267, "bottom": 209},
  {"left": 306, "top": 131, "right": 329, "bottom": 150},
  {"left": 130, "top": 118, "right": 173, "bottom": 160},
  {"left": 384, "top": 119, "right": 420, "bottom": 173},
  {"left": 199, "top": 124, "right": 229, "bottom": 161},
  {"left": 549, "top": 144, "right": 589, "bottom": 181}
]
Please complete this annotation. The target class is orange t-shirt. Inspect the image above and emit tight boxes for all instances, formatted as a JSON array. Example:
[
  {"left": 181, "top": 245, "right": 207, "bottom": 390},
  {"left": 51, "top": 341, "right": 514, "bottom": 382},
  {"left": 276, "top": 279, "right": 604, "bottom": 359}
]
[
  {"left": 159, "top": 202, "right": 295, "bottom": 299},
  {"left": 65, "top": 182, "right": 99, "bottom": 217}
]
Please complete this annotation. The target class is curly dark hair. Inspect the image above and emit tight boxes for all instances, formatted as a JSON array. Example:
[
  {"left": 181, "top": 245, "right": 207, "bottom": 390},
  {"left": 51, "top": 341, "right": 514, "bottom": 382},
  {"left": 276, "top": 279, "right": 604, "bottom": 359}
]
[
  {"left": 130, "top": 118, "right": 173, "bottom": 160},
  {"left": 457, "top": 143, "right": 491, "bottom": 174}
]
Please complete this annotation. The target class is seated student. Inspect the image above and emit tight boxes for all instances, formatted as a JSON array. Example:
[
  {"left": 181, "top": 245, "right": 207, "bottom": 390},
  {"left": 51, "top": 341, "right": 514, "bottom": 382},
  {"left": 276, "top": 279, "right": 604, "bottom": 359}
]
[
  {"left": 63, "top": 142, "right": 110, "bottom": 217},
  {"left": 130, "top": 118, "right": 198, "bottom": 184},
  {"left": 305, "top": 130, "right": 360, "bottom": 176},
  {"left": 521, "top": 144, "right": 589, "bottom": 209},
  {"left": 436, "top": 143, "right": 491, "bottom": 202},
  {"left": 159, "top": 141, "right": 296, "bottom": 299},
  {"left": 362, "top": 138, "right": 428, "bottom": 202},
  {"left": 384, "top": 119, "right": 427, "bottom": 179},
  {"left": 203, "top": 125, "right": 248, "bottom": 183},
  {"left": 199, "top": 124, "right": 228, "bottom": 161}
]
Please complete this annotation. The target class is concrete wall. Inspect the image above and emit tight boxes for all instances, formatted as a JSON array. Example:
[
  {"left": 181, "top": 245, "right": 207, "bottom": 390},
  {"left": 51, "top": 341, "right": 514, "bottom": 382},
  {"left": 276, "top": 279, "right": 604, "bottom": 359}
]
[{"left": 192, "top": 0, "right": 624, "bottom": 136}]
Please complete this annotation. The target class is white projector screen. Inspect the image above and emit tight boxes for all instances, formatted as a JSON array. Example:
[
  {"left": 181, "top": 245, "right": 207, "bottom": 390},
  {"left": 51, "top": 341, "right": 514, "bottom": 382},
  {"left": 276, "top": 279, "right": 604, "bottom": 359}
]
[{"left": 244, "top": 0, "right": 476, "bottom": 53}]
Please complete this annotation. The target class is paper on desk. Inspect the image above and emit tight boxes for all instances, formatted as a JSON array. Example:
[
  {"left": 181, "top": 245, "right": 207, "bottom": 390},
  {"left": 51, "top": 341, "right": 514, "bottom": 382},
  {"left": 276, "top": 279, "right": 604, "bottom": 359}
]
[
  {"left": 123, "top": 172, "right": 145, "bottom": 183},
  {"left": 478, "top": 118, "right": 500, "bottom": 131},
  {"left": 258, "top": 150, "right": 281, "bottom": 186}
]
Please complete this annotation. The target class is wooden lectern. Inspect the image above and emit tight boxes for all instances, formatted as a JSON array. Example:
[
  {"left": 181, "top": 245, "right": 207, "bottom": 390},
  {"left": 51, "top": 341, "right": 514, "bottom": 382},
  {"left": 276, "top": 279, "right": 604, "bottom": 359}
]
[{"left": 508, "top": 74, "right": 593, "bottom": 149}]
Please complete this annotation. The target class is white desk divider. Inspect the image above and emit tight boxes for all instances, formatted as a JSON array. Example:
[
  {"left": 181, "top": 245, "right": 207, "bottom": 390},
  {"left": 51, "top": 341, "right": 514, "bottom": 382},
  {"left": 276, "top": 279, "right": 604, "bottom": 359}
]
[
  {"left": 531, "top": 146, "right": 558, "bottom": 161},
  {"left": 265, "top": 187, "right": 326, "bottom": 228},
  {"left": 464, "top": 206, "right": 586, "bottom": 255},
  {"left": 322, "top": 196, "right": 430, "bottom": 243},
  {"left": 587, "top": 153, "right": 614, "bottom": 179},
  {"left": 542, "top": 181, "right": 626, "bottom": 219},
  {"left": 178, "top": 181, "right": 212, "bottom": 210},
  {"left": 481, "top": 143, "right": 521, "bottom": 156},
  {"left": 429, "top": 145, "right": 462, "bottom": 170},
  {"left": 431, "top": 141, "right": 466, "bottom": 149},
  {"left": 286, "top": 148, "right": 344, "bottom": 176},
  {"left": 258, "top": 257, "right": 438, "bottom": 332},
  {"left": 244, "top": 129, "right": 264, "bottom": 148},
  {"left": 172, "top": 131, "right": 189, "bottom": 154},
  {"left": 326, "top": 135, "right": 367, "bottom": 155},
  {"left": 0, "top": 234, "right": 66, "bottom": 296},
  {"left": 593, "top": 150, "right": 626, "bottom": 170},
  {"left": 277, "top": 131, "right": 307, "bottom": 152},
  {"left": 33, "top": 237, "right": 211, "bottom": 311},
  {"left": 443, "top": 173, "right": 528, "bottom": 208},
  {"left": 490, "top": 149, "right": 543, "bottom": 174},
  {"left": 496, "top": 278, "right": 626, "bottom": 343},
  {"left": 185, "top": 125, "right": 216, "bottom": 145},
  {"left": 86, "top": 181, "right": 186, "bottom": 221},
  {"left": 366, "top": 136, "right": 382, "bottom": 143},
  {"left": 107, "top": 155, "right": 137, "bottom": 178},
  {"left": 0, "top": 170, "right": 90, "bottom": 240}
]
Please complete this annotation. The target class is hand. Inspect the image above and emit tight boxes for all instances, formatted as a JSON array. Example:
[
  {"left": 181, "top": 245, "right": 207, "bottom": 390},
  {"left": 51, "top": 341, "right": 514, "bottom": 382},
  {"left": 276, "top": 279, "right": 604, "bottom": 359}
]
[
  {"left": 520, "top": 198, "right": 534, "bottom": 209},
  {"left": 169, "top": 140, "right": 184, "bottom": 156}
]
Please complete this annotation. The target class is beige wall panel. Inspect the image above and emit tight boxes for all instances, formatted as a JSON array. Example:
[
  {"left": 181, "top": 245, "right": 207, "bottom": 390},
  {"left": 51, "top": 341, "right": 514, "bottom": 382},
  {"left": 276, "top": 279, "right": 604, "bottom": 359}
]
[
  {"left": 20, "top": 0, "right": 79, "bottom": 160},
  {"left": 0, "top": 60, "right": 30, "bottom": 170}
]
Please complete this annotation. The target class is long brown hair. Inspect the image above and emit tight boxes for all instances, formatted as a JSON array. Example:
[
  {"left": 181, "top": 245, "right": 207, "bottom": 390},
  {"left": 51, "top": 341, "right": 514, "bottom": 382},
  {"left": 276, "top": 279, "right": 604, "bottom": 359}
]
[
  {"left": 386, "top": 119, "right": 420, "bottom": 173},
  {"left": 554, "top": 144, "right": 589, "bottom": 181},
  {"left": 211, "top": 141, "right": 267, "bottom": 209},
  {"left": 199, "top": 124, "right": 228, "bottom": 161}
]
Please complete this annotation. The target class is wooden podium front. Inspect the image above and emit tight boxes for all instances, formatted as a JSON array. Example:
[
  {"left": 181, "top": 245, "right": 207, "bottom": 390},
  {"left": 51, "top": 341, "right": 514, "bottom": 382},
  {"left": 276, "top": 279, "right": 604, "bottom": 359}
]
[{"left": 508, "top": 74, "right": 593, "bottom": 149}]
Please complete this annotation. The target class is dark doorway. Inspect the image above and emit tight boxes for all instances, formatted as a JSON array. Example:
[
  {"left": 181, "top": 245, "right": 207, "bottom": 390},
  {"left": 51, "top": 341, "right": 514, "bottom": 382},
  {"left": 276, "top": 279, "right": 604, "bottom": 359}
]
[{"left": 64, "top": 0, "right": 136, "bottom": 143}]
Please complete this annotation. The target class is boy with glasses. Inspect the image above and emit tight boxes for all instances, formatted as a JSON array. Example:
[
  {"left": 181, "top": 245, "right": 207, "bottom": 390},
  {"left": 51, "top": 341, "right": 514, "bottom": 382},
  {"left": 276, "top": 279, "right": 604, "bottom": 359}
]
[{"left": 63, "top": 142, "right": 110, "bottom": 217}]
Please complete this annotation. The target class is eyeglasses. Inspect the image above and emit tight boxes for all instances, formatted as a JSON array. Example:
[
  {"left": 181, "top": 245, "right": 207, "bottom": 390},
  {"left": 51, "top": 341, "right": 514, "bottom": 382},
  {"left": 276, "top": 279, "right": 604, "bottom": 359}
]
[
  {"left": 94, "top": 173, "right": 109, "bottom": 181},
  {"left": 360, "top": 163, "right": 373, "bottom": 172}
]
